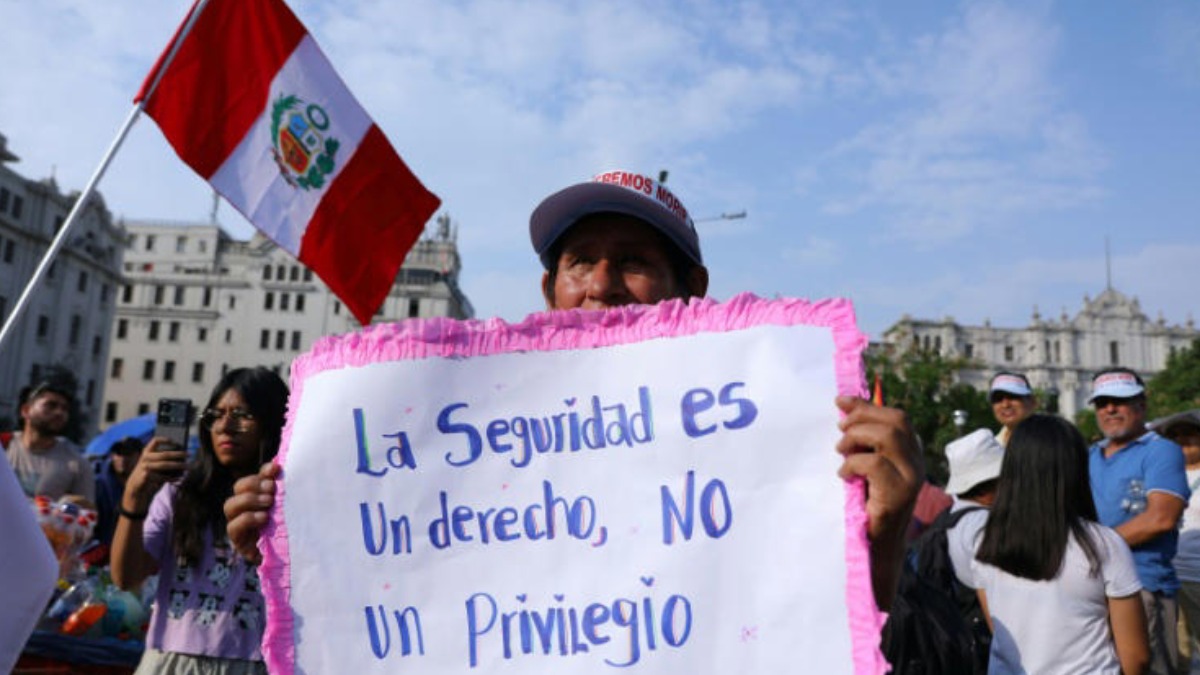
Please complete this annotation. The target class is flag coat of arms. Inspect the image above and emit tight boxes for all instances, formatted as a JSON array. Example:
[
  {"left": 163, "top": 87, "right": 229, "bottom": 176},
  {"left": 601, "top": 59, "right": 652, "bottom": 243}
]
[{"left": 136, "top": 0, "right": 441, "bottom": 325}]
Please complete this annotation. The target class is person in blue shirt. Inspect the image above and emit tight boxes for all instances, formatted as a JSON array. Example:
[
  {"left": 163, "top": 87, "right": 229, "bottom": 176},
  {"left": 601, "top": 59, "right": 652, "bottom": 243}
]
[{"left": 1088, "top": 366, "right": 1190, "bottom": 675}]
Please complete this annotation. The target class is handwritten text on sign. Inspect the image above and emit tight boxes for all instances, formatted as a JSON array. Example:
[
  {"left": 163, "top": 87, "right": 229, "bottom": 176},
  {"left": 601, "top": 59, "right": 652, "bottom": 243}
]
[{"left": 277, "top": 318, "right": 860, "bottom": 674}]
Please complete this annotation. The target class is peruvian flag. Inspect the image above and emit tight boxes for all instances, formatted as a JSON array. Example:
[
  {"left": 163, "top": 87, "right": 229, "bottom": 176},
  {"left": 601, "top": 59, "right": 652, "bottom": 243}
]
[{"left": 136, "top": 0, "right": 441, "bottom": 325}]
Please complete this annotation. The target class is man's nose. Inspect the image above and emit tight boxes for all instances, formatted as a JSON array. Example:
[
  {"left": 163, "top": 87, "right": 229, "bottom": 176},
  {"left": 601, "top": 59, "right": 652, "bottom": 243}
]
[{"left": 587, "top": 259, "right": 629, "bottom": 303}]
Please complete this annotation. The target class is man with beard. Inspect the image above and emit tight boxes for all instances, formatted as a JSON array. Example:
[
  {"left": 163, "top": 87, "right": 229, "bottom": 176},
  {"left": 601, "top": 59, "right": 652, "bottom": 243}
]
[
  {"left": 3, "top": 381, "right": 94, "bottom": 503},
  {"left": 1088, "top": 367, "right": 1189, "bottom": 675}
]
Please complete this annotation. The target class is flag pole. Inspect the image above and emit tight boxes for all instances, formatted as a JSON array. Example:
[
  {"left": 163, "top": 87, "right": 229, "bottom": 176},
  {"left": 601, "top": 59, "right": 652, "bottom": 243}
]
[
  {"left": 0, "top": 105, "right": 143, "bottom": 354},
  {"left": 0, "top": 0, "right": 213, "bottom": 355}
]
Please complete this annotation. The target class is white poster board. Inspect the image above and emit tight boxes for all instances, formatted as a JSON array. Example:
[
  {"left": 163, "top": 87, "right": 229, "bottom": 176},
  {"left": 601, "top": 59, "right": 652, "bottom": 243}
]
[{"left": 260, "top": 295, "right": 884, "bottom": 674}]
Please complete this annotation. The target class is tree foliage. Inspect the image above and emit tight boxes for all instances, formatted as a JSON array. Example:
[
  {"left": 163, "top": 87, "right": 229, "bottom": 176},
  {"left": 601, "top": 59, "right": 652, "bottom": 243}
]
[
  {"left": 865, "top": 348, "right": 992, "bottom": 486},
  {"left": 1147, "top": 338, "right": 1200, "bottom": 419}
]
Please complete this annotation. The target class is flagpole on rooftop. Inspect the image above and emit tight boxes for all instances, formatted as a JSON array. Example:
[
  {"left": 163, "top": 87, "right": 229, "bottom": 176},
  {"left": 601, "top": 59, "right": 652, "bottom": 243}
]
[{"left": 0, "top": 0, "right": 214, "bottom": 355}]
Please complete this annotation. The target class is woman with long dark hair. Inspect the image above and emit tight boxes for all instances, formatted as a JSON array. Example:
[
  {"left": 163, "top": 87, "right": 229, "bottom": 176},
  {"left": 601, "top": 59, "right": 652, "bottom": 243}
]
[
  {"left": 112, "top": 367, "right": 288, "bottom": 674},
  {"left": 950, "top": 414, "right": 1149, "bottom": 674}
]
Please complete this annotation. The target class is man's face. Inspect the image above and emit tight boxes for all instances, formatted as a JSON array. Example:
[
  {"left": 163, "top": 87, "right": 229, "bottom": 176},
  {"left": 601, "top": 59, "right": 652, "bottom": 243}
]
[
  {"left": 111, "top": 450, "right": 141, "bottom": 481},
  {"left": 991, "top": 392, "right": 1036, "bottom": 430},
  {"left": 543, "top": 214, "right": 704, "bottom": 310},
  {"left": 1093, "top": 396, "right": 1147, "bottom": 444},
  {"left": 22, "top": 391, "right": 70, "bottom": 435}
]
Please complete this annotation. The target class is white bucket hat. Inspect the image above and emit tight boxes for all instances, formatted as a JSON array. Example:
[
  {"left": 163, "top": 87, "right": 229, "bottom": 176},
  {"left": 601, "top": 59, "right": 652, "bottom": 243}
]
[{"left": 944, "top": 428, "right": 1005, "bottom": 496}]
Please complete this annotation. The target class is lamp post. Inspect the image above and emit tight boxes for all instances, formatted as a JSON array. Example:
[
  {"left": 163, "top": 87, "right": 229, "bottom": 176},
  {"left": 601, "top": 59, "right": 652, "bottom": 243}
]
[{"left": 953, "top": 409, "right": 968, "bottom": 437}]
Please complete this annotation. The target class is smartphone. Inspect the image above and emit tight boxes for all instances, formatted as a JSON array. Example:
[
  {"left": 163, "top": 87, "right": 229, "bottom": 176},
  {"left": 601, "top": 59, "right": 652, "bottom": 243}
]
[{"left": 155, "top": 398, "right": 194, "bottom": 452}]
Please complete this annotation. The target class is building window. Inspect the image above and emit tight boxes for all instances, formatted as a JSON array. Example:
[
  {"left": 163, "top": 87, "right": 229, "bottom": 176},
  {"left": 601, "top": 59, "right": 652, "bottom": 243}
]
[
  {"left": 153, "top": 285, "right": 164, "bottom": 305},
  {"left": 963, "top": 343, "right": 973, "bottom": 358},
  {"left": 100, "top": 284, "right": 109, "bottom": 305},
  {"left": 37, "top": 315, "right": 49, "bottom": 340},
  {"left": 263, "top": 265, "right": 272, "bottom": 280},
  {"left": 92, "top": 335, "right": 102, "bottom": 357},
  {"left": 260, "top": 329, "right": 270, "bottom": 349},
  {"left": 174, "top": 286, "right": 185, "bottom": 306},
  {"left": 228, "top": 295, "right": 236, "bottom": 310},
  {"left": 408, "top": 298, "right": 420, "bottom": 318},
  {"left": 1054, "top": 341, "right": 1061, "bottom": 363},
  {"left": 264, "top": 292, "right": 274, "bottom": 310},
  {"left": 1004, "top": 345, "right": 1014, "bottom": 361},
  {"left": 295, "top": 293, "right": 306, "bottom": 313},
  {"left": 48, "top": 262, "right": 57, "bottom": 280},
  {"left": 199, "top": 239, "right": 207, "bottom": 253},
  {"left": 291, "top": 330, "right": 301, "bottom": 351},
  {"left": 0, "top": 295, "right": 6, "bottom": 320},
  {"left": 222, "top": 363, "right": 229, "bottom": 376},
  {"left": 275, "top": 330, "right": 285, "bottom": 350},
  {"left": 176, "top": 236, "right": 187, "bottom": 253},
  {"left": 1110, "top": 341, "right": 1120, "bottom": 365},
  {"left": 203, "top": 287, "right": 212, "bottom": 307},
  {"left": 145, "top": 234, "right": 156, "bottom": 251},
  {"left": 111, "top": 358, "right": 124, "bottom": 379},
  {"left": 304, "top": 269, "right": 313, "bottom": 282},
  {"left": 105, "top": 402, "right": 118, "bottom": 423},
  {"left": 168, "top": 321, "right": 180, "bottom": 342},
  {"left": 3, "top": 239, "right": 13, "bottom": 263},
  {"left": 276, "top": 264, "right": 285, "bottom": 280},
  {"left": 933, "top": 335, "right": 942, "bottom": 352},
  {"left": 225, "top": 328, "right": 232, "bottom": 343},
  {"left": 148, "top": 320, "right": 160, "bottom": 341},
  {"left": 122, "top": 284, "right": 132, "bottom": 303},
  {"left": 143, "top": 360, "right": 156, "bottom": 381},
  {"left": 76, "top": 271, "right": 88, "bottom": 293},
  {"left": 0, "top": 187, "right": 8, "bottom": 211},
  {"left": 68, "top": 315, "right": 81, "bottom": 346},
  {"left": 11, "top": 195, "right": 22, "bottom": 219},
  {"left": 163, "top": 360, "right": 176, "bottom": 382},
  {"left": 333, "top": 300, "right": 341, "bottom": 315},
  {"left": 198, "top": 327, "right": 208, "bottom": 342},
  {"left": 117, "top": 319, "right": 128, "bottom": 339},
  {"left": 86, "top": 380, "right": 95, "bottom": 405},
  {"left": 280, "top": 293, "right": 290, "bottom": 311},
  {"left": 137, "top": 402, "right": 150, "bottom": 416},
  {"left": 192, "top": 362, "right": 205, "bottom": 383},
  {"left": 290, "top": 266, "right": 300, "bottom": 282}
]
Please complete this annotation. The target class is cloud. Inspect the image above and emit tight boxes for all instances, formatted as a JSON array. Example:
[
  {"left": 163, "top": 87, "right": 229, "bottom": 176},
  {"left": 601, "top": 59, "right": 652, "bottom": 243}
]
[
  {"left": 782, "top": 236, "right": 841, "bottom": 267},
  {"left": 816, "top": 2, "right": 1107, "bottom": 246}
]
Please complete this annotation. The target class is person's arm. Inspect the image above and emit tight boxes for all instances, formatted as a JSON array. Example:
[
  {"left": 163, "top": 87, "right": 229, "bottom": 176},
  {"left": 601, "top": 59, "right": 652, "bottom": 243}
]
[
  {"left": 225, "top": 462, "right": 281, "bottom": 565},
  {"left": 110, "top": 438, "right": 187, "bottom": 590},
  {"left": 1114, "top": 492, "right": 1185, "bottom": 547},
  {"left": 835, "top": 396, "right": 924, "bottom": 611},
  {"left": 975, "top": 589, "right": 993, "bottom": 633},
  {"left": 1108, "top": 593, "right": 1149, "bottom": 675}
]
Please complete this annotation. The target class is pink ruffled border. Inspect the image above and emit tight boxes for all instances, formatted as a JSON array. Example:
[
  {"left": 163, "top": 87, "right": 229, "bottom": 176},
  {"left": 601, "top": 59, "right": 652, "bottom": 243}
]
[{"left": 259, "top": 292, "right": 887, "bottom": 674}]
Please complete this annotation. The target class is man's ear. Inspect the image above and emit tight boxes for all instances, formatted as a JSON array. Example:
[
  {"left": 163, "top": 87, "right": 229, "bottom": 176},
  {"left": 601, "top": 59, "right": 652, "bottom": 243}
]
[
  {"left": 541, "top": 270, "right": 556, "bottom": 309},
  {"left": 686, "top": 265, "right": 709, "bottom": 299}
]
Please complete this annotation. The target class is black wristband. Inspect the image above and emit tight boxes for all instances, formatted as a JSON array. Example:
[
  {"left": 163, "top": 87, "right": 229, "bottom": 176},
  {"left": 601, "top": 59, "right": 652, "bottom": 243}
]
[{"left": 117, "top": 505, "right": 148, "bottom": 521}]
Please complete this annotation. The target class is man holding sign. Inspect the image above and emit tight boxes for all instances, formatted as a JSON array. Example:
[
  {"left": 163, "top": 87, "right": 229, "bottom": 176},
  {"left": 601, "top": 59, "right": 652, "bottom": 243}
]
[{"left": 226, "top": 170, "right": 923, "bottom": 617}]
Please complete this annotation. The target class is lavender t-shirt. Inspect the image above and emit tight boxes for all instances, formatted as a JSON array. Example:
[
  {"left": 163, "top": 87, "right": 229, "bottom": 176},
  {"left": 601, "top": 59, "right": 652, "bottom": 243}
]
[{"left": 143, "top": 483, "right": 264, "bottom": 660}]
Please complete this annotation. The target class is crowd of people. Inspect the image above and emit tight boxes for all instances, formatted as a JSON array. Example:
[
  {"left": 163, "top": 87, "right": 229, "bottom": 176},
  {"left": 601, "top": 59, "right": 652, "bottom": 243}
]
[{"left": 3, "top": 169, "right": 1198, "bottom": 674}]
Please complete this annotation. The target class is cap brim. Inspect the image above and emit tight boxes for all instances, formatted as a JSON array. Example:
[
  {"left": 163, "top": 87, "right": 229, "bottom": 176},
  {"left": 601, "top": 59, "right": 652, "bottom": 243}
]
[{"left": 530, "top": 182, "right": 702, "bottom": 269}]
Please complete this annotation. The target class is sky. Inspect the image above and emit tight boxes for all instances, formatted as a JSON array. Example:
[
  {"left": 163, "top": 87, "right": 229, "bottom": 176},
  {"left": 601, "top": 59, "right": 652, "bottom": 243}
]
[{"left": 2, "top": 0, "right": 1197, "bottom": 340}]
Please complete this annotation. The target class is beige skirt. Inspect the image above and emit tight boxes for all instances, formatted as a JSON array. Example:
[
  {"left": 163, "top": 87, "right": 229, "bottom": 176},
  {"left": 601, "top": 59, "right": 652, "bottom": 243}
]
[{"left": 134, "top": 649, "right": 267, "bottom": 675}]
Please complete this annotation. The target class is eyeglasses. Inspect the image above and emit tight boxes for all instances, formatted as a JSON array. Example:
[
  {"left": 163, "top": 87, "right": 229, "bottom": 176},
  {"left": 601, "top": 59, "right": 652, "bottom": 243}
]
[{"left": 199, "top": 407, "right": 256, "bottom": 429}]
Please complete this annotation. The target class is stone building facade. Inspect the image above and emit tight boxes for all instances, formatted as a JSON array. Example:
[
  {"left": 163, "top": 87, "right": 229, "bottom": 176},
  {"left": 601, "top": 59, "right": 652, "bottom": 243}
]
[
  {"left": 883, "top": 287, "right": 1198, "bottom": 419},
  {"left": 0, "top": 133, "right": 125, "bottom": 436},
  {"left": 102, "top": 215, "right": 472, "bottom": 424}
]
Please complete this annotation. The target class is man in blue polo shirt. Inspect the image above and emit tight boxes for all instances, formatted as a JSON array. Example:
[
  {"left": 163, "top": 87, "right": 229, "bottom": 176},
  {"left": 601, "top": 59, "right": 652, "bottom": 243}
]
[{"left": 1088, "top": 366, "right": 1189, "bottom": 675}]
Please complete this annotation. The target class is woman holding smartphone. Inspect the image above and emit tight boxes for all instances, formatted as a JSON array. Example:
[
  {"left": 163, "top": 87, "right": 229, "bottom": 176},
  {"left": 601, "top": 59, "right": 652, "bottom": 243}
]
[
  {"left": 949, "top": 414, "right": 1150, "bottom": 674},
  {"left": 112, "top": 367, "right": 288, "bottom": 675}
]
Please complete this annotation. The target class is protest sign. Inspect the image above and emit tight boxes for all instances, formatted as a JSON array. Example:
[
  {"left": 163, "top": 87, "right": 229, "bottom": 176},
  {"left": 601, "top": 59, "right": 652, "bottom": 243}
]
[{"left": 260, "top": 293, "right": 886, "bottom": 674}]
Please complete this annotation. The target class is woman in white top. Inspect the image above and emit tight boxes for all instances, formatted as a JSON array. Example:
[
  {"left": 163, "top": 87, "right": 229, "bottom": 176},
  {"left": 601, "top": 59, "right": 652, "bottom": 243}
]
[{"left": 952, "top": 414, "right": 1149, "bottom": 674}]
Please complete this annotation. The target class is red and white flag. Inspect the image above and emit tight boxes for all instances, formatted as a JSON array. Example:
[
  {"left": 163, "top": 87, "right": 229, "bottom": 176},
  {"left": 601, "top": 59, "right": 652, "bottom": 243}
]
[{"left": 136, "top": 0, "right": 441, "bottom": 325}]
